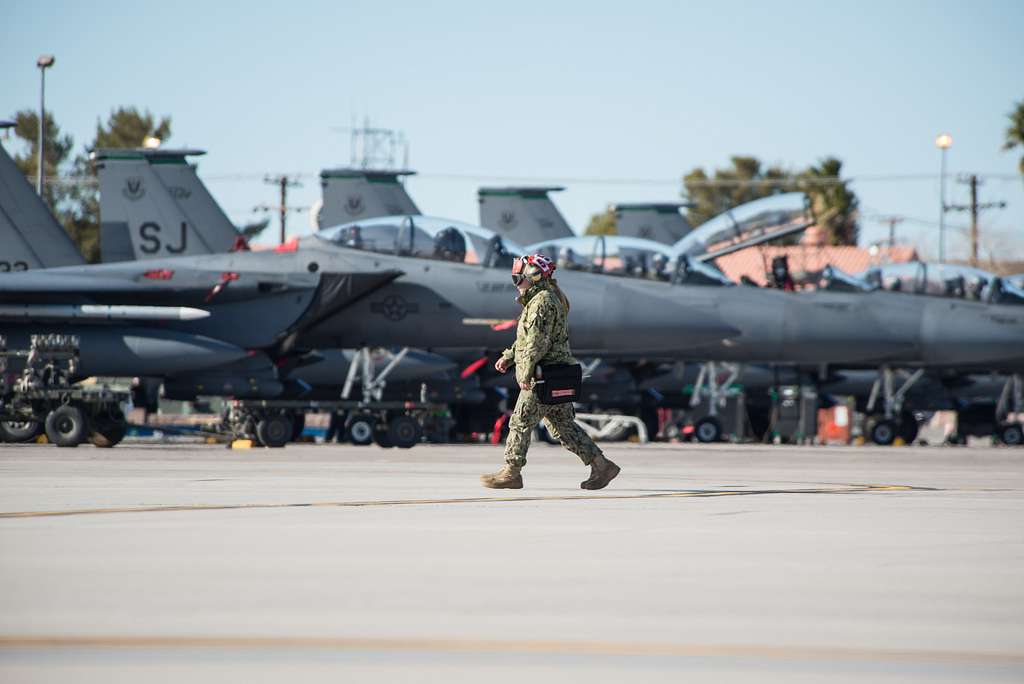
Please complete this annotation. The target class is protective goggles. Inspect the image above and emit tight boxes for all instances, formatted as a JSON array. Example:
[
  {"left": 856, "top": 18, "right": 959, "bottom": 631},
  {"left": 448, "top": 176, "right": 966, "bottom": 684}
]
[{"left": 511, "top": 258, "right": 527, "bottom": 286}]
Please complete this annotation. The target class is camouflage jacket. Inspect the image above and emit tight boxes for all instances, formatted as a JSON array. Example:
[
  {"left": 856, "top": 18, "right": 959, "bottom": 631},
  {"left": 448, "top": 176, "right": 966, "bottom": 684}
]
[{"left": 500, "top": 280, "right": 575, "bottom": 385}]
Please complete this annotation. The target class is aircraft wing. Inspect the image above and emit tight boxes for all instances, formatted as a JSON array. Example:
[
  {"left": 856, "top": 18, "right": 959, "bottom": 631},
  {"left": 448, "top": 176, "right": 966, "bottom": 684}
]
[{"left": 277, "top": 270, "right": 405, "bottom": 354}]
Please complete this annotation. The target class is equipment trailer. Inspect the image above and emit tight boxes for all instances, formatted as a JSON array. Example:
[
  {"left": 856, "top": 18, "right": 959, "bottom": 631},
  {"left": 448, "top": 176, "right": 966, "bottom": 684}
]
[{"left": 0, "top": 335, "right": 130, "bottom": 447}]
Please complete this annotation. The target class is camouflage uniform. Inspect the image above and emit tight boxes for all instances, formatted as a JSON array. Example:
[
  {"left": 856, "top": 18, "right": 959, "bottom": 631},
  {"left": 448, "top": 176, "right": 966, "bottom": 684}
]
[{"left": 499, "top": 280, "right": 604, "bottom": 468}]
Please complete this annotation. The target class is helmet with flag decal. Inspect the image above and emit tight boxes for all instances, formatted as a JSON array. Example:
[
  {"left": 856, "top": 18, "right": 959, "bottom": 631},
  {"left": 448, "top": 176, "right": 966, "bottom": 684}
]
[{"left": 511, "top": 253, "right": 556, "bottom": 287}]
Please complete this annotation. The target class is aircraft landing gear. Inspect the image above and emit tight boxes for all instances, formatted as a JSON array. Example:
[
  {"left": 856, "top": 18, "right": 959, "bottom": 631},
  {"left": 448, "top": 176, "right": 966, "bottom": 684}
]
[
  {"left": 694, "top": 415, "right": 723, "bottom": 443},
  {"left": 996, "top": 375, "right": 1023, "bottom": 447},
  {"left": 346, "top": 414, "right": 376, "bottom": 446},
  {"left": 867, "top": 417, "right": 897, "bottom": 446},
  {"left": 689, "top": 361, "right": 741, "bottom": 444},
  {"left": 866, "top": 367, "right": 924, "bottom": 445}
]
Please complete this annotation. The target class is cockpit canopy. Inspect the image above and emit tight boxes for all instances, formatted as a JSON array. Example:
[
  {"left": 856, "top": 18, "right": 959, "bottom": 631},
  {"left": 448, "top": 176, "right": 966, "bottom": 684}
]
[
  {"left": 672, "top": 192, "right": 813, "bottom": 257},
  {"left": 860, "top": 262, "right": 1024, "bottom": 305},
  {"left": 526, "top": 234, "right": 734, "bottom": 286},
  {"left": 316, "top": 215, "right": 524, "bottom": 268},
  {"left": 527, "top": 235, "right": 677, "bottom": 280}
]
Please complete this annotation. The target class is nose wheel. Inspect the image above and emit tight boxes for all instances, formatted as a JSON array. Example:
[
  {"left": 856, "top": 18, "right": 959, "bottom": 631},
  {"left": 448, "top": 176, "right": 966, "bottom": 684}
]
[
  {"left": 694, "top": 416, "right": 723, "bottom": 443},
  {"left": 867, "top": 417, "right": 897, "bottom": 446}
]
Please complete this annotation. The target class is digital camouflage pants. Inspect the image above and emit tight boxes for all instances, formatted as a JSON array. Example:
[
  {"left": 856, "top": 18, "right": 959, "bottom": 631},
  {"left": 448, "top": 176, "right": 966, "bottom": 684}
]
[{"left": 504, "top": 389, "right": 604, "bottom": 468}]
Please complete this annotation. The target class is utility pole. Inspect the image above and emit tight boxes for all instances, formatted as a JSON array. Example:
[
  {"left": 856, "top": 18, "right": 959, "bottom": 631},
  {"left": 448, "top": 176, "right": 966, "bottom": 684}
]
[
  {"left": 883, "top": 216, "right": 904, "bottom": 248},
  {"left": 947, "top": 174, "right": 1007, "bottom": 266},
  {"left": 254, "top": 175, "right": 305, "bottom": 245}
]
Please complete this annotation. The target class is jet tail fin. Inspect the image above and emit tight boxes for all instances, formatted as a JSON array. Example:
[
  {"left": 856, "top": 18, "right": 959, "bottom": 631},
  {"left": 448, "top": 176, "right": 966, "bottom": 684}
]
[
  {"left": 613, "top": 203, "right": 691, "bottom": 244},
  {"left": 478, "top": 186, "right": 575, "bottom": 246},
  {"left": 317, "top": 168, "right": 420, "bottom": 228},
  {"left": 0, "top": 137, "right": 85, "bottom": 270},
  {"left": 95, "top": 148, "right": 242, "bottom": 261}
]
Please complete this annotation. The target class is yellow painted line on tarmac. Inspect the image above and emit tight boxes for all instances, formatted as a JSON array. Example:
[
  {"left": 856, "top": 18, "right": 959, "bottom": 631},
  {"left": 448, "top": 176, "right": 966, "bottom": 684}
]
[
  {"left": 0, "top": 634, "right": 1019, "bottom": 665},
  {"left": 0, "top": 484, "right": 927, "bottom": 519}
]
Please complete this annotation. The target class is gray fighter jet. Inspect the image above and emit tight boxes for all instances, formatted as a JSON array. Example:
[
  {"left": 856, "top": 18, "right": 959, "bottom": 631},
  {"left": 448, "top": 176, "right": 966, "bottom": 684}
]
[
  {"left": 1, "top": 153, "right": 742, "bottom": 445},
  {"left": 519, "top": 190, "right": 1024, "bottom": 443},
  {"left": 94, "top": 148, "right": 468, "bottom": 408},
  {"left": 88, "top": 149, "right": 754, "bottom": 442}
]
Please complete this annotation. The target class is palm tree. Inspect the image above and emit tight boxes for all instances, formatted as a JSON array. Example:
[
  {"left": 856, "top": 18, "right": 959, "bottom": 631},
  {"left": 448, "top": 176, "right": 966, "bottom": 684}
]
[
  {"left": 800, "top": 157, "right": 859, "bottom": 245},
  {"left": 1002, "top": 99, "right": 1024, "bottom": 176}
]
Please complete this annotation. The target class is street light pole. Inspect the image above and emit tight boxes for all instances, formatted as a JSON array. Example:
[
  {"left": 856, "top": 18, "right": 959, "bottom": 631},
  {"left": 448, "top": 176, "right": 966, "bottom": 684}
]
[
  {"left": 36, "top": 54, "right": 55, "bottom": 197},
  {"left": 935, "top": 133, "right": 952, "bottom": 263}
]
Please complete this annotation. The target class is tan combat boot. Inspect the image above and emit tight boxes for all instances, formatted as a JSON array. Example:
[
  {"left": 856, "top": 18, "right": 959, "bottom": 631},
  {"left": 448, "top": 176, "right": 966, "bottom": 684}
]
[
  {"left": 581, "top": 454, "right": 620, "bottom": 490},
  {"left": 481, "top": 464, "right": 523, "bottom": 489}
]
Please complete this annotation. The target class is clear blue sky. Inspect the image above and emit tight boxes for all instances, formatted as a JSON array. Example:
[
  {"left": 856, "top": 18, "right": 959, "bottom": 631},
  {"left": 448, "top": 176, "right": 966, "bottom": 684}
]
[{"left": 3, "top": 0, "right": 1022, "bottom": 258}]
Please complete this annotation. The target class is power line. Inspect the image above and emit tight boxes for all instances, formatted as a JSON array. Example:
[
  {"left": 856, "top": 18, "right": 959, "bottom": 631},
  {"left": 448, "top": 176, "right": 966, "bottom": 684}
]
[{"left": 946, "top": 174, "right": 1008, "bottom": 266}]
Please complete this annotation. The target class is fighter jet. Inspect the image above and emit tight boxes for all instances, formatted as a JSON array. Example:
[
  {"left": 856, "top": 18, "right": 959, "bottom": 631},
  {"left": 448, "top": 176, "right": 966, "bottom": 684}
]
[
  {"left": 93, "top": 148, "right": 468, "bottom": 407},
  {"left": 1, "top": 152, "right": 742, "bottom": 445},
  {"left": 520, "top": 190, "right": 1024, "bottom": 444},
  {"left": 91, "top": 149, "right": 733, "bottom": 438}
]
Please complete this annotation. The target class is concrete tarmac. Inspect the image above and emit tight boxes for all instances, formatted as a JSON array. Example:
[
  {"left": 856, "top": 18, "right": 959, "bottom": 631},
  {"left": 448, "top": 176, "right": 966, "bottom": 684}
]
[{"left": 1, "top": 441, "right": 1022, "bottom": 682}]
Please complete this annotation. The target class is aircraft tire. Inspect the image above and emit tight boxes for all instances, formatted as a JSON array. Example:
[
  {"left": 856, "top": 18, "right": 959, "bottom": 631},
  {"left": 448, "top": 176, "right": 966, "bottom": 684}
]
[
  {"left": 998, "top": 423, "right": 1023, "bottom": 447},
  {"left": 346, "top": 415, "right": 376, "bottom": 446},
  {"left": 388, "top": 415, "right": 422, "bottom": 449},
  {"left": 256, "top": 414, "right": 293, "bottom": 448},
  {"left": 694, "top": 416, "right": 723, "bottom": 444},
  {"left": 45, "top": 405, "right": 89, "bottom": 448},
  {"left": 869, "top": 418, "right": 897, "bottom": 446},
  {"left": 0, "top": 420, "right": 42, "bottom": 443}
]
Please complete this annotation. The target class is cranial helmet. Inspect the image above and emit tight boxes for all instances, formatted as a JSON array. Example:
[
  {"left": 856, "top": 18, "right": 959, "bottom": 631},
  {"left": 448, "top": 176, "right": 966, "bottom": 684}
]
[
  {"left": 433, "top": 226, "right": 467, "bottom": 262},
  {"left": 512, "top": 253, "right": 556, "bottom": 286}
]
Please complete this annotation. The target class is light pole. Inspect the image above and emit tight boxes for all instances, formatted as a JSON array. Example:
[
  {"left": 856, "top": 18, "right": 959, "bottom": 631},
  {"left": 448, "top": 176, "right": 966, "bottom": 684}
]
[
  {"left": 36, "top": 54, "right": 55, "bottom": 196},
  {"left": 935, "top": 133, "right": 952, "bottom": 263}
]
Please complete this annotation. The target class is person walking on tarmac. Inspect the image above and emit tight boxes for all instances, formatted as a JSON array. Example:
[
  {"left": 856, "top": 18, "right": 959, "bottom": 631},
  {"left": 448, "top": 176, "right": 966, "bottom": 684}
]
[{"left": 482, "top": 253, "right": 620, "bottom": 490}]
